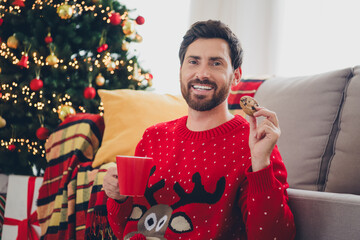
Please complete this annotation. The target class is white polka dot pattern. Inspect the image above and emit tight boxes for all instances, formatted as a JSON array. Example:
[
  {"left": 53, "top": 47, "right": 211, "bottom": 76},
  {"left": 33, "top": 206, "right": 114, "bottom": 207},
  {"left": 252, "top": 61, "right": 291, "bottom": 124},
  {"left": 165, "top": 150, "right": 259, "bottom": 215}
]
[{"left": 107, "top": 116, "right": 295, "bottom": 239}]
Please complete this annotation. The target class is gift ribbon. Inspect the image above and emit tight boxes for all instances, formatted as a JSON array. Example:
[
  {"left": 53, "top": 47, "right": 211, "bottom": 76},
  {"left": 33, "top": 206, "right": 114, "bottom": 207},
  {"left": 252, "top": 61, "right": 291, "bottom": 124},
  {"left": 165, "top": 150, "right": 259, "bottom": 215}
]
[{"left": 4, "top": 176, "right": 40, "bottom": 240}]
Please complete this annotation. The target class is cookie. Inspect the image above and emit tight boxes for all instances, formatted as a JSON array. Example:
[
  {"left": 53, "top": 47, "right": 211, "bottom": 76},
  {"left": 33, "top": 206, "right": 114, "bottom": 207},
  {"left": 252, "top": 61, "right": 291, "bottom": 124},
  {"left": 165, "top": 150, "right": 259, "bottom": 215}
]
[{"left": 239, "top": 96, "right": 259, "bottom": 116}]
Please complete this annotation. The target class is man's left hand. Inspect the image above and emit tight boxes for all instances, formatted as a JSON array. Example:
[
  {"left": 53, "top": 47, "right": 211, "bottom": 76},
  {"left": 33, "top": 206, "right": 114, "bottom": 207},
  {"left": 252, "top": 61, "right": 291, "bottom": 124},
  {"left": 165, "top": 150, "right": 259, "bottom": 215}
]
[{"left": 248, "top": 107, "right": 281, "bottom": 172}]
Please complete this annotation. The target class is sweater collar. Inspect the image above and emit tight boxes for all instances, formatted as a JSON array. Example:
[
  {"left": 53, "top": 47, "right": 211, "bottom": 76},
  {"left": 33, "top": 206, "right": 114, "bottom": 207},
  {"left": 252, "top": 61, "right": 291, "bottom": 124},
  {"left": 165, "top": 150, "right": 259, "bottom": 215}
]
[{"left": 176, "top": 115, "right": 247, "bottom": 141}]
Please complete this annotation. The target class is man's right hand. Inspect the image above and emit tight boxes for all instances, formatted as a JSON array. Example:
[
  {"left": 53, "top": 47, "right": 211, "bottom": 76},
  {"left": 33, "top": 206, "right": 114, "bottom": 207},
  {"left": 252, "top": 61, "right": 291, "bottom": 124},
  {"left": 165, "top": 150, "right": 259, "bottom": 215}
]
[{"left": 103, "top": 166, "right": 127, "bottom": 201}]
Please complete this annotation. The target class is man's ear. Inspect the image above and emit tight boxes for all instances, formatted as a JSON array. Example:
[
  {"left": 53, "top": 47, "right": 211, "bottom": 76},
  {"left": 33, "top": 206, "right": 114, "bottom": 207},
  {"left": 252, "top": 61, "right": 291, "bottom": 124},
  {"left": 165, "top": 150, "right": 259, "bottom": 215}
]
[{"left": 232, "top": 67, "right": 242, "bottom": 86}]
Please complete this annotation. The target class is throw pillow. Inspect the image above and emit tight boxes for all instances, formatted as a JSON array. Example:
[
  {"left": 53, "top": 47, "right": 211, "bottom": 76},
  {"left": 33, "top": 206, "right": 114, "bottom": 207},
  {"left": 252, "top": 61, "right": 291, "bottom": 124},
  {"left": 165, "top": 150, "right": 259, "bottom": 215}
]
[{"left": 92, "top": 89, "right": 188, "bottom": 168}]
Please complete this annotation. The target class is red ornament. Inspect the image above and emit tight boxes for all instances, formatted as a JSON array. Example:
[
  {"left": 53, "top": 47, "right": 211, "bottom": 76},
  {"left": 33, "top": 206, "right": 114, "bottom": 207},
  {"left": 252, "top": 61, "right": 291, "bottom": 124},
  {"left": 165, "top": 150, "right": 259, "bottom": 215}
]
[
  {"left": 109, "top": 12, "right": 121, "bottom": 25},
  {"left": 0, "top": 18, "right": 3, "bottom": 26},
  {"left": 135, "top": 16, "right": 145, "bottom": 25},
  {"left": 36, "top": 126, "right": 50, "bottom": 140},
  {"left": 30, "top": 78, "right": 43, "bottom": 91},
  {"left": 8, "top": 144, "right": 16, "bottom": 151},
  {"left": 97, "top": 45, "right": 104, "bottom": 53},
  {"left": 102, "top": 43, "right": 108, "bottom": 51},
  {"left": 17, "top": 54, "right": 29, "bottom": 68},
  {"left": 97, "top": 43, "right": 108, "bottom": 53},
  {"left": 83, "top": 86, "right": 96, "bottom": 99},
  {"left": 12, "top": 0, "right": 25, "bottom": 7},
  {"left": 146, "top": 73, "right": 153, "bottom": 81},
  {"left": 45, "top": 34, "right": 53, "bottom": 44}
]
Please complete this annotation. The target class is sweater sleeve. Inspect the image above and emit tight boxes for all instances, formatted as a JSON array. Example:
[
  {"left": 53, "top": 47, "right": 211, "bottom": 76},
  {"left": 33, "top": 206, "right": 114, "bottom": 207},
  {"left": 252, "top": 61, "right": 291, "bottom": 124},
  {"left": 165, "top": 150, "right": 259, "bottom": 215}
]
[
  {"left": 238, "top": 146, "right": 296, "bottom": 240},
  {"left": 107, "top": 197, "right": 133, "bottom": 239},
  {"left": 107, "top": 131, "right": 148, "bottom": 238}
]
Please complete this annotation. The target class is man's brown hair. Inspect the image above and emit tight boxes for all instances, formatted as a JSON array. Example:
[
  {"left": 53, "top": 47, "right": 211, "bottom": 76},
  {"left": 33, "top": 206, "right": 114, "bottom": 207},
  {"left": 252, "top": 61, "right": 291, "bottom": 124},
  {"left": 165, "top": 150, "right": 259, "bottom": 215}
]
[{"left": 179, "top": 20, "right": 243, "bottom": 70}]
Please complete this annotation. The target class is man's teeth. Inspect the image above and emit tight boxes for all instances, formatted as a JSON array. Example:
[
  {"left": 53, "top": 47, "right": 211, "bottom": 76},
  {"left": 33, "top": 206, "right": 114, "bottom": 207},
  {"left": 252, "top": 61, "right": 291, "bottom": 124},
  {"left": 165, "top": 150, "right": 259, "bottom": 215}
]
[{"left": 192, "top": 85, "right": 213, "bottom": 90}]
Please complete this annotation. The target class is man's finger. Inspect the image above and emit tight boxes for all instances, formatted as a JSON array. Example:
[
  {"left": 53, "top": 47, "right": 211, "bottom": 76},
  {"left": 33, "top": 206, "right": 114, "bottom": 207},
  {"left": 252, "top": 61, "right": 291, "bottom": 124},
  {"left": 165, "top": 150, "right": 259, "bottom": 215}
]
[
  {"left": 248, "top": 115, "right": 257, "bottom": 133},
  {"left": 253, "top": 108, "right": 279, "bottom": 127}
]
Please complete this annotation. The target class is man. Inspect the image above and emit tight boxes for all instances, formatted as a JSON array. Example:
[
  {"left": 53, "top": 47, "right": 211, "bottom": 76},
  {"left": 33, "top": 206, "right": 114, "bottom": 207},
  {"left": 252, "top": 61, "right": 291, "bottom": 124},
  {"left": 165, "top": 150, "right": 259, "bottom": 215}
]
[{"left": 103, "top": 20, "right": 295, "bottom": 240}]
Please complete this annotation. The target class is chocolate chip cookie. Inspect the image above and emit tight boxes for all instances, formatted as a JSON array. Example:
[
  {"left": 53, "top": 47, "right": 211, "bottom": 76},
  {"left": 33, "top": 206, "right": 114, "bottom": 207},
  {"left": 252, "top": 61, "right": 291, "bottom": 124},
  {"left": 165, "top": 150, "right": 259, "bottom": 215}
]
[{"left": 239, "top": 96, "right": 259, "bottom": 116}]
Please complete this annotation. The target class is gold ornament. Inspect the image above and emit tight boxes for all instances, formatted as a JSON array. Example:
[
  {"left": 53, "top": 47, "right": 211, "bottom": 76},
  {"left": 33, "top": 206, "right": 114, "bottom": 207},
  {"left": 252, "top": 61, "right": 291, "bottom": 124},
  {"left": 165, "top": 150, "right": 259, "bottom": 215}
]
[
  {"left": 57, "top": 4, "right": 73, "bottom": 20},
  {"left": 121, "top": 41, "right": 130, "bottom": 51},
  {"left": 0, "top": 116, "right": 6, "bottom": 128},
  {"left": 134, "top": 34, "right": 143, "bottom": 43},
  {"left": 7, "top": 34, "right": 19, "bottom": 49},
  {"left": 107, "top": 61, "right": 116, "bottom": 71},
  {"left": 58, "top": 105, "right": 76, "bottom": 121},
  {"left": 122, "top": 20, "right": 135, "bottom": 36},
  {"left": 95, "top": 73, "right": 105, "bottom": 86},
  {"left": 46, "top": 52, "right": 59, "bottom": 66}
]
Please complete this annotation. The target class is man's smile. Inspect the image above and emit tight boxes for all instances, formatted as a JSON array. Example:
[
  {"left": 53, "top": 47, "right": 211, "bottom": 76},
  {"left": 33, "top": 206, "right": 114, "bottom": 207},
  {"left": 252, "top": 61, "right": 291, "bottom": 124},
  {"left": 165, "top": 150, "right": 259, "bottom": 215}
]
[{"left": 191, "top": 84, "right": 214, "bottom": 91}]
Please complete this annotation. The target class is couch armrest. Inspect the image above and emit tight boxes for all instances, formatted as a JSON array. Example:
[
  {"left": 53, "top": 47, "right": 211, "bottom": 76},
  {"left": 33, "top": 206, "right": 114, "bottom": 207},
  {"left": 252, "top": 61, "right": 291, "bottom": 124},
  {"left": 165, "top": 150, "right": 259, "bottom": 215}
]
[{"left": 287, "top": 188, "right": 360, "bottom": 240}]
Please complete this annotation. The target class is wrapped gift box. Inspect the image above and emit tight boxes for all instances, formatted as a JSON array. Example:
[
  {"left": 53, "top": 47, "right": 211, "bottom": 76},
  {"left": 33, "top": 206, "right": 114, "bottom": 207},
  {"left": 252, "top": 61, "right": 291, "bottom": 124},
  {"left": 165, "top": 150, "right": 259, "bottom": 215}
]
[{"left": 2, "top": 175, "right": 43, "bottom": 240}]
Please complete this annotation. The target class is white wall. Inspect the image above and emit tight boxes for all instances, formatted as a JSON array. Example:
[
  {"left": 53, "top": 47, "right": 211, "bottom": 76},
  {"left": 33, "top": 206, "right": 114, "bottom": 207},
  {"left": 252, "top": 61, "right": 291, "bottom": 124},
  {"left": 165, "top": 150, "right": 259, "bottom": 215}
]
[
  {"left": 120, "top": 0, "right": 191, "bottom": 95},
  {"left": 121, "top": 0, "right": 360, "bottom": 94},
  {"left": 275, "top": 0, "right": 360, "bottom": 76},
  {"left": 189, "top": 0, "right": 280, "bottom": 78}
]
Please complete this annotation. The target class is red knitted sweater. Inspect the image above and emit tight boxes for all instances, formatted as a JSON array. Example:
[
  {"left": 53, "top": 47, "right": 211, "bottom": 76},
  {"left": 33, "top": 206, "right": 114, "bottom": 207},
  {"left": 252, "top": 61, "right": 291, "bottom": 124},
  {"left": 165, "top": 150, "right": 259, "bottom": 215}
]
[{"left": 107, "top": 115, "right": 295, "bottom": 240}]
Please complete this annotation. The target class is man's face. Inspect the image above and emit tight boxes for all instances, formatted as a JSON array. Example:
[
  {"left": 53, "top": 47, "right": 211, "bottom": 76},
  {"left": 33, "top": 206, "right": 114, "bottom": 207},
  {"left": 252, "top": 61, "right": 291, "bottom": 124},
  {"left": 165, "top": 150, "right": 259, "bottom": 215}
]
[{"left": 180, "top": 38, "right": 236, "bottom": 111}]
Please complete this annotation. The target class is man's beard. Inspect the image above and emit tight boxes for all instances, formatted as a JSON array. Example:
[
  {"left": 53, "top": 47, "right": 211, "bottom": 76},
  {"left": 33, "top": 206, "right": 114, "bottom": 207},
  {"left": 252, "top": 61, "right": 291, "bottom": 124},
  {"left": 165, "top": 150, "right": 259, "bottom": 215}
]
[{"left": 180, "top": 78, "right": 231, "bottom": 111}]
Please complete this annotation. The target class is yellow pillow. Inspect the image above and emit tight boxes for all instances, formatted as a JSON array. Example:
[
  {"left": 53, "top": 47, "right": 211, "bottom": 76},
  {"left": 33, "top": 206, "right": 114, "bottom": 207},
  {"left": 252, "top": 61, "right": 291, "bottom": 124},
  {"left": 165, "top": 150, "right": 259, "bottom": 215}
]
[{"left": 92, "top": 89, "right": 188, "bottom": 168}]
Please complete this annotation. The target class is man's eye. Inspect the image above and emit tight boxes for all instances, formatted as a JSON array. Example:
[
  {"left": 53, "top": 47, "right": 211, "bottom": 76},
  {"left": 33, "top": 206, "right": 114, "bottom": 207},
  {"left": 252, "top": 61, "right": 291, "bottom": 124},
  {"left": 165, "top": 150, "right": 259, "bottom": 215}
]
[
  {"left": 189, "top": 60, "right": 197, "bottom": 64},
  {"left": 212, "top": 61, "right": 221, "bottom": 66}
]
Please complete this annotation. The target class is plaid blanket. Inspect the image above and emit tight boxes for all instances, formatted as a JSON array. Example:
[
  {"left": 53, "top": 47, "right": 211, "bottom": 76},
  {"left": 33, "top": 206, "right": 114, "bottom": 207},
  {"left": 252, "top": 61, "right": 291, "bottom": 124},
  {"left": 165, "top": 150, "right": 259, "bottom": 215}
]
[
  {"left": 37, "top": 113, "right": 116, "bottom": 239},
  {"left": 0, "top": 194, "right": 5, "bottom": 240},
  {"left": 85, "top": 162, "right": 116, "bottom": 240}
]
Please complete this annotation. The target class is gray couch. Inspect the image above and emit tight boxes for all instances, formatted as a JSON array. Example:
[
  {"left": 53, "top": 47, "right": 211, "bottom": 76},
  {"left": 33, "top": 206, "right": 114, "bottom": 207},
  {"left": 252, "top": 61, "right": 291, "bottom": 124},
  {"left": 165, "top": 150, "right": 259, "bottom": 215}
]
[{"left": 255, "top": 66, "right": 360, "bottom": 240}]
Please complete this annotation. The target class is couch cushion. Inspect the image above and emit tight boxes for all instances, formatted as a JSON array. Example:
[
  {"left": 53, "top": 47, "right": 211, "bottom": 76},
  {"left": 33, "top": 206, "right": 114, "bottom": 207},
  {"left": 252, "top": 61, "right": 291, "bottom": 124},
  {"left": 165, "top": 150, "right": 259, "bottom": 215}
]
[
  {"left": 254, "top": 67, "right": 353, "bottom": 191},
  {"left": 287, "top": 188, "right": 360, "bottom": 240},
  {"left": 92, "top": 89, "right": 188, "bottom": 168},
  {"left": 325, "top": 66, "right": 360, "bottom": 194}
]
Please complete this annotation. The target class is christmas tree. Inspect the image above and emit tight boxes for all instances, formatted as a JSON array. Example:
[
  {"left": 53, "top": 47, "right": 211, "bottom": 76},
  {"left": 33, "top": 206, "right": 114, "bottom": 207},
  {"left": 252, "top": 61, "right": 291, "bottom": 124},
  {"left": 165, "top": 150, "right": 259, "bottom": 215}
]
[{"left": 0, "top": 0, "right": 152, "bottom": 175}]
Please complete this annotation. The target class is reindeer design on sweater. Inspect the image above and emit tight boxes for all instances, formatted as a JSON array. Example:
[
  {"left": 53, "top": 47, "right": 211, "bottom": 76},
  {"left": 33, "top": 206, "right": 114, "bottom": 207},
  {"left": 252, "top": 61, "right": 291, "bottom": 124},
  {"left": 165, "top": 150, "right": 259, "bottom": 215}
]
[{"left": 124, "top": 167, "right": 226, "bottom": 240}]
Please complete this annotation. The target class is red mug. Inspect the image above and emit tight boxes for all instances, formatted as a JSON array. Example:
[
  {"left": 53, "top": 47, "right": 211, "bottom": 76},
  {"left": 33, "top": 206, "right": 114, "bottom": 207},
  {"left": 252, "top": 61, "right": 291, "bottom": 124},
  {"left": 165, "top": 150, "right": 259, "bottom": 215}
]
[{"left": 116, "top": 155, "right": 153, "bottom": 197}]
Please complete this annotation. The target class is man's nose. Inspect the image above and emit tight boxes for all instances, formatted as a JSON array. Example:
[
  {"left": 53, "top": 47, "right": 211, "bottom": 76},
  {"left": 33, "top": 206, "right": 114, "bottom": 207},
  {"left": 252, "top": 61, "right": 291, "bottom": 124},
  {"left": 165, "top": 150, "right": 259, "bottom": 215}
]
[{"left": 195, "top": 64, "right": 210, "bottom": 80}]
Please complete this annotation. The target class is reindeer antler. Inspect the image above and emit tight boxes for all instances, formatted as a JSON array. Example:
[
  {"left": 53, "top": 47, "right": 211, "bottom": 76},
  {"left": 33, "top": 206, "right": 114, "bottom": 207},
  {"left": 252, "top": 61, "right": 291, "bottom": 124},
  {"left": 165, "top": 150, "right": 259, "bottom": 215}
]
[
  {"left": 171, "top": 172, "right": 225, "bottom": 209},
  {"left": 144, "top": 166, "right": 165, "bottom": 206}
]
